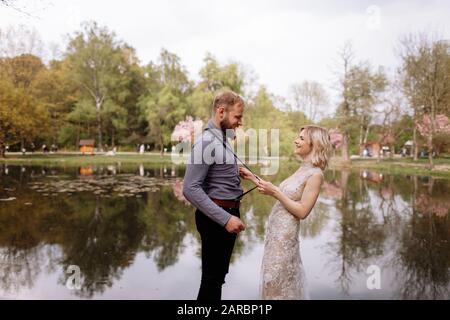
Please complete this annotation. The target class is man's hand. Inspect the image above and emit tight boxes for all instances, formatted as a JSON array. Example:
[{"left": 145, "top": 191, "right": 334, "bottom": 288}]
[
  {"left": 239, "top": 167, "right": 260, "bottom": 185},
  {"left": 239, "top": 167, "right": 252, "bottom": 180},
  {"left": 225, "top": 216, "right": 246, "bottom": 234}
]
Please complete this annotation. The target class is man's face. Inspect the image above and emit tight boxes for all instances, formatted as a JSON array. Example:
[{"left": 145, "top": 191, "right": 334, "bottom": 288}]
[{"left": 220, "top": 102, "right": 244, "bottom": 131}]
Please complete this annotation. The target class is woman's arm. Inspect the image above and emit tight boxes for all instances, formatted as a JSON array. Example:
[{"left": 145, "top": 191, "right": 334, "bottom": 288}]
[{"left": 257, "top": 173, "right": 323, "bottom": 220}]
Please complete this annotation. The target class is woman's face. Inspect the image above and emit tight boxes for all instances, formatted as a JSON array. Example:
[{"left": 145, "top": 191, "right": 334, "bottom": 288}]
[{"left": 294, "top": 129, "right": 312, "bottom": 157}]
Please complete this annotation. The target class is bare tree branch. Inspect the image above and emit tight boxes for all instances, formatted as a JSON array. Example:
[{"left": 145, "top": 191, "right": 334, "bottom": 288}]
[{"left": 0, "top": 0, "right": 52, "bottom": 18}]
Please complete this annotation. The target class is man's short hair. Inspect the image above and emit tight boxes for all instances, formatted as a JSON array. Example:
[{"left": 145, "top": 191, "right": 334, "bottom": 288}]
[{"left": 212, "top": 90, "right": 245, "bottom": 112}]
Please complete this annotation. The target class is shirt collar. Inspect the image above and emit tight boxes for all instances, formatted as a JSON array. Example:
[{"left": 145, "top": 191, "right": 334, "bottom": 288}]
[
  {"left": 207, "top": 119, "right": 220, "bottom": 131},
  {"left": 207, "top": 119, "right": 236, "bottom": 142},
  {"left": 207, "top": 119, "right": 225, "bottom": 141}
]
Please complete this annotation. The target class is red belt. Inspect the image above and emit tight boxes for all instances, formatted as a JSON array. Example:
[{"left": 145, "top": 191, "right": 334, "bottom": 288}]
[{"left": 211, "top": 198, "right": 240, "bottom": 209}]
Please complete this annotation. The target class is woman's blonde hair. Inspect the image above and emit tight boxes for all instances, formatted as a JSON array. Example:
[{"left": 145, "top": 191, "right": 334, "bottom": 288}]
[{"left": 300, "top": 125, "right": 332, "bottom": 170}]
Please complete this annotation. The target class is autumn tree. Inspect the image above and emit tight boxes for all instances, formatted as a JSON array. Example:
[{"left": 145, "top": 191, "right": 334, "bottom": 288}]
[
  {"left": 0, "top": 78, "right": 19, "bottom": 157},
  {"left": 33, "top": 59, "right": 78, "bottom": 146},
  {"left": 0, "top": 54, "right": 50, "bottom": 154},
  {"left": 0, "top": 25, "right": 49, "bottom": 155}
]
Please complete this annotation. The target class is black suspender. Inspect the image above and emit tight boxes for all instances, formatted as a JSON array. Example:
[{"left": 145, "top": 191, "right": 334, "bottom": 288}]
[{"left": 204, "top": 127, "right": 260, "bottom": 201}]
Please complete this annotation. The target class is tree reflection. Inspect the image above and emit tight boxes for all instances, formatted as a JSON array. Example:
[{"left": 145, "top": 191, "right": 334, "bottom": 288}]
[
  {"left": 0, "top": 165, "right": 197, "bottom": 298},
  {"left": 300, "top": 201, "right": 331, "bottom": 239},
  {"left": 323, "top": 169, "right": 449, "bottom": 299},
  {"left": 139, "top": 185, "right": 195, "bottom": 271},
  {"left": 1, "top": 164, "right": 449, "bottom": 299},
  {"left": 326, "top": 170, "right": 387, "bottom": 295},
  {"left": 57, "top": 196, "right": 147, "bottom": 297},
  {"left": 392, "top": 177, "right": 450, "bottom": 299},
  {"left": 0, "top": 174, "right": 65, "bottom": 295}
]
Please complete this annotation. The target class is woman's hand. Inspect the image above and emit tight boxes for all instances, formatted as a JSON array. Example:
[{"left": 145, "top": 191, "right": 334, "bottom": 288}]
[{"left": 257, "top": 179, "right": 281, "bottom": 199}]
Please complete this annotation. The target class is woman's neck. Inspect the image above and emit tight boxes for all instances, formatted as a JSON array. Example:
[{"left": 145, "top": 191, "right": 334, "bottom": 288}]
[
  {"left": 300, "top": 161, "right": 314, "bottom": 168},
  {"left": 301, "top": 154, "right": 312, "bottom": 163}
]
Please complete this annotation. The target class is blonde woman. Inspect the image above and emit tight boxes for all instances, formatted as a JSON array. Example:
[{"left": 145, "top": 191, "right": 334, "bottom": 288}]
[{"left": 240, "top": 125, "right": 332, "bottom": 300}]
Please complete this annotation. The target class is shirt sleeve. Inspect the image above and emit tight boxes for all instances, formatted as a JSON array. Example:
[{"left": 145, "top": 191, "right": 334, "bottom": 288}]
[{"left": 182, "top": 136, "right": 232, "bottom": 227}]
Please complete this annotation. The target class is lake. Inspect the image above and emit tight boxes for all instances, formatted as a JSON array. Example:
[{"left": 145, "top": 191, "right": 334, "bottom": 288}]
[{"left": 0, "top": 162, "right": 449, "bottom": 299}]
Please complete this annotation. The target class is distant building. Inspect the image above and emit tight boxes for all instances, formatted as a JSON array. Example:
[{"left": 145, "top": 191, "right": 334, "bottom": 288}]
[
  {"left": 79, "top": 166, "right": 94, "bottom": 177},
  {"left": 79, "top": 139, "right": 95, "bottom": 155},
  {"left": 360, "top": 133, "right": 396, "bottom": 158},
  {"left": 402, "top": 140, "right": 413, "bottom": 156},
  {"left": 360, "top": 142, "right": 381, "bottom": 158}
]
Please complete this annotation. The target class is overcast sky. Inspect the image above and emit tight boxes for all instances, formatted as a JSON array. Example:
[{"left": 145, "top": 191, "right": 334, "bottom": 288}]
[{"left": 1, "top": 0, "right": 449, "bottom": 105}]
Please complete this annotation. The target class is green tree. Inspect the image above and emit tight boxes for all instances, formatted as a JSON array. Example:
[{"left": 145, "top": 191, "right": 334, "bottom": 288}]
[
  {"left": 245, "top": 86, "right": 299, "bottom": 157},
  {"left": 187, "top": 53, "right": 247, "bottom": 121},
  {"left": 64, "top": 98, "right": 97, "bottom": 148},
  {"left": 335, "top": 42, "right": 387, "bottom": 160},
  {"left": 120, "top": 47, "right": 147, "bottom": 147},
  {"left": 158, "top": 48, "right": 191, "bottom": 94},
  {"left": 66, "top": 21, "right": 132, "bottom": 151},
  {"left": 139, "top": 86, "right": 185, "bottom": 155},
  {"left": 138, "top": 49, "right": 190, "bottom": 154}
]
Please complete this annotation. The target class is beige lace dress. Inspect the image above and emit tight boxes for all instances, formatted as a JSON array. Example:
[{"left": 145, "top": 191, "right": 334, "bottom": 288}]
[{"left": 260, "top": 163, "right": 323, "bottom": 300}]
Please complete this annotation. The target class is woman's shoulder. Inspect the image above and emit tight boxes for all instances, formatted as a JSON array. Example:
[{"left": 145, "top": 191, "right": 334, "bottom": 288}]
[
  {"left": 307, "top": 167, "right": 324, "bottom": 183},
  {"left": 305, "top": 165, "right": 323, "bottom": 176},
  {"left": 314, "top": 167, "right": 324, "bottom": 175},
  {"left": 291, "top": 167, "right": 323, "bottom": 187}
]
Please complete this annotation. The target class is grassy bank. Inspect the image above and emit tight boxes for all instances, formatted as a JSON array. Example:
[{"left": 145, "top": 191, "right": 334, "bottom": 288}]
[
  {"left": 330, "top": 157, "right": 450, "bottom": 178},
  {"left": 2, "top": 153, "right": 450, "bottom": 178},
  {"left": 0, "top": 152, "right": 175, "bottom": 166}
]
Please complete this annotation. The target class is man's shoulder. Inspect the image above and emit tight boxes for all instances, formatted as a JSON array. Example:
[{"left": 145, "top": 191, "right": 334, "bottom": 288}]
[
  {"left": 192, "top": 130, "right": 219, "bottom": 148},
  {"left": 202, "top": 129, "right": 215, "bottom": 141}
]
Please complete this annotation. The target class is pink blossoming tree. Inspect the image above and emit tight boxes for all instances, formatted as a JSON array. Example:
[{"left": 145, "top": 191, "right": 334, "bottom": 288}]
[
  {"left": 415, "top": 114, "right": 450, "bottom": 167},
  {"left": 171, "top": 116, "right": 204, "bottom": 144}
]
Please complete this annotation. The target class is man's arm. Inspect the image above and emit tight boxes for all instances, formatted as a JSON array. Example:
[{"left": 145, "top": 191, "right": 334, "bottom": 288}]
[{"left": 182, "top": 138, "right": 232, "bottom": 227}]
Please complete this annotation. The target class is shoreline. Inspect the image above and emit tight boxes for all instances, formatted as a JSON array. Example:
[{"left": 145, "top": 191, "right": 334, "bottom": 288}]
[{"left": 1, "top": 153, "right": 450, "bottom": 178}]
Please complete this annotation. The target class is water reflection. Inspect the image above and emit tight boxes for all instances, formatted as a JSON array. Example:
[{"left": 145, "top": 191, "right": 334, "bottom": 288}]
[
  {"left": 0, "top": 164, "right": 449, "bottom": 299},
  {"left": 320, "top": 169, "right": 449, "bottom": 299},
  {"left": 323, "top": 170, "right": 388, "bottom": 295}
]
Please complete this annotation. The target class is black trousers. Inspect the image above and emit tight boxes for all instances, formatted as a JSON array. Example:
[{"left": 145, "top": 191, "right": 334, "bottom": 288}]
[{"left": 195, "top": 207, "right": 240, "bottom": 301}]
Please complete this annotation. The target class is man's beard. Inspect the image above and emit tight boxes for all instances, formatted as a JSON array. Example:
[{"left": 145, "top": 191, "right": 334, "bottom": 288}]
[
  {"left": 220, "top": 116, "right": 233, "bottom": 131},
  {"left": 220, "top": 116, "right": 236, "bottom": 140}
]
